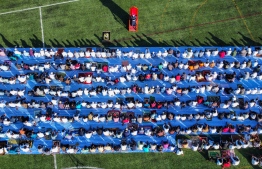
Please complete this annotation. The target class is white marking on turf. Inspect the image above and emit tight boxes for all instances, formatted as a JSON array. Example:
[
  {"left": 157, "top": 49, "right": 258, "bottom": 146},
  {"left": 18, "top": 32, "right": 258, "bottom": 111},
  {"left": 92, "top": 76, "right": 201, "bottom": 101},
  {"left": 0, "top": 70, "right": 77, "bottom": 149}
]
[
  {"left": 39, "top": 7, "right": 45, "bottom": 48},
  {"left": 54, "top": 154, "right": 58, "bottom": 169},
  {"left": 0, "top": 0, "right": 79, "bottom": 15},
  {"left": 63, "top": 167, "right": 104, "bottom": 169}
]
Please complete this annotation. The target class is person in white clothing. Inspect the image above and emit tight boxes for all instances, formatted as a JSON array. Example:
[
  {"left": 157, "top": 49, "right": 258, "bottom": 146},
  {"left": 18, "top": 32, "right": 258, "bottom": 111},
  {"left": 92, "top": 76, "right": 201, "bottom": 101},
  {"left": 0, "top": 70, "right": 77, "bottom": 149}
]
[
  {"left": 252, "top": 60, "right": 258, "bottom": 68},
  {"left": 226, "top": 48, "right": 232, "bottom": 55},
  {"left": 96, "top": 76, "right": 102, "bottom": 82},
  {"left": 251, "top": 71, "right": 258, "bottom": 79},
  {"left": 216, "top": 158, "right": 223, "bottom": 166},
  {"left": 0, "top": 64, "right": 10, "bottom": 71},
  {"left": 189, "top": 74, "right": 196, "bottom": 82},
  {"left": 101, "top": 89, "right": 107, "bottom": 96},
  {"left": 85, "top": 131, "right": 92, "bottom": 139},
  {"left": 217, "top": 61, "right": 223, "bottom": 69},
  {"left": 113, "top": 88, "right": 120, "bottom": 95},
  {"left": 252, "top": 156, "right": 259, "bottom": 165},
  {"left": 240, "top": 62, "right": 247, "bottom": 69},
  {"left": 141, "top": 84, "right": 148, "bottom": 93},
  {"left": 49, "top": 72, "right": 55, "bottom": 80},
  {"left": 175, "top": 148, "right": 184, "bottom": 155},
  {"left": 257, "top": 73, "right": 262, "bottom": 80},
  {"left": 20, "top": 146, "right": 31, "bottom": 153},
  {"left": 169, "top": 76, "right": 176, "bottom": 83},
  {"left": 212, "top": 49, "right": 219, "bottom": 56},
  {"left": 120, "top": 76, "right": 126, "bottom": 83},
  {"left": 164, "top": 75, "right": 169, "bottom": 82},
  {"left": 17, "top": 75, "right": 27, "bottom": 83},
  {"left": 108, "top": 89, "right": 115, "bottom": 97},
  {"left": 78, "top": 76, "right": 85, "bottom": 83},
  {"left": 126, "top": 73, "right": 132, "bottom": 81},
  {"left": 205, "top": 49, "right": 211, "bottom": 57},
  {"left": 204, "top": 61, "right": 209, "bottom": 67},
  {"left": 3, "top": 119, "right": 11, "bottom": 126}
]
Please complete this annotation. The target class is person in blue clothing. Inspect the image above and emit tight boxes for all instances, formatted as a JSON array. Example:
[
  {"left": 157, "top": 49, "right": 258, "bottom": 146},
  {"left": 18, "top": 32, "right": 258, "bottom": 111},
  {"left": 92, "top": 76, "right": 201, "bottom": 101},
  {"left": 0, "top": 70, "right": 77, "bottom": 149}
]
[{"left": 143, "top": 142, "right": 150, "bottom": 152}]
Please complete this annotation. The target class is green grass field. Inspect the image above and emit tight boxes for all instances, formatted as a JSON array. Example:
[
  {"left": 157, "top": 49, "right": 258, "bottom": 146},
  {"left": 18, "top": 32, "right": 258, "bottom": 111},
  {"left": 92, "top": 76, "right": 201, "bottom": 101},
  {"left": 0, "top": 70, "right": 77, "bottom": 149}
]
[
  {"left": 0, "top": 0, "right": 262, "bottom": 168},
  {"left": 0, "top": 148, "right": 261, "bottom": 169},
  {"left": 0, "top": 0, "right": 262, "bottom": 48}
]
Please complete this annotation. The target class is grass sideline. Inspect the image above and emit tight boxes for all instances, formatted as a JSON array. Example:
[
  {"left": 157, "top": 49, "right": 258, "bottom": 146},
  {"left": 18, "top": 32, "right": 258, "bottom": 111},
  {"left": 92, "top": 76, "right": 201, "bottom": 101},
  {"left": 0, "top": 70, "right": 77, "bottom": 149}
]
[
  {"left": 0, "top": 149, "right": 261, "bottom": 169},
  {"left": 0, "top": 0, "right": 262, "bottom": 48}
]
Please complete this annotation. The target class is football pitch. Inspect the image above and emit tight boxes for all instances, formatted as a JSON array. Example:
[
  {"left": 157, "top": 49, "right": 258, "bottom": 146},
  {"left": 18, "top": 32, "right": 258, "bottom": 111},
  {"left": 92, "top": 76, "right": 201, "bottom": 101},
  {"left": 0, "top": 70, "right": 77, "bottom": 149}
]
[
  {"left": 0, "top": 0, "right": 262, "bottom": 169},
  {"left": 0, "top": 0, "right": 262, "bottom": 48}
]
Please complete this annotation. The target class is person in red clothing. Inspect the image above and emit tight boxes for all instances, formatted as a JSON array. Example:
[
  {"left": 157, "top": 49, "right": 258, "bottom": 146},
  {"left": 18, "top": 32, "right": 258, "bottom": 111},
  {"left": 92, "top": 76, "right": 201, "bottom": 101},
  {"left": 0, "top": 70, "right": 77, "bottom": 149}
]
[
  {"left": 219, "top": 50, "right": 226, "bottom": 58},
  {"left": 175, "top": 74, "right": 181, "bottom": 82},
  {"left": 157, "top": 101, "right": 163, "bottom": 109},
  {"left": 132, "top": 85, "right": 137, "bottom": 93},
  {"left": 197, "top": 96, "right": 204, "bottom": 104},
  {"left": 229, "top": 125, "right": 235, "bottom": 133},
  {"left": 222, "top": 158, "right": 231, "bottom": 169},
  {"left": 102, "top": 65, "right": 108, "bottom": 72},
  {"left": 145, "top": 73, "right": 151, "bottom": 80},
  {"left": 222, "top": 125, "right": 229, "bottom": 133},
  {"left": 122, "top": 117, "right": 130, "bottom": 124},
  {"left": 151, "top": 101, "right": 156, "bottom": 108},
  {"left": 46, "top": 115, "right": 51, "bottom": 121},
  {"left": 75, "top": 63, "right": 80, "bottom": 69},
  {"left": 114, "top": 78, "right": 119, "bottom": 84}
]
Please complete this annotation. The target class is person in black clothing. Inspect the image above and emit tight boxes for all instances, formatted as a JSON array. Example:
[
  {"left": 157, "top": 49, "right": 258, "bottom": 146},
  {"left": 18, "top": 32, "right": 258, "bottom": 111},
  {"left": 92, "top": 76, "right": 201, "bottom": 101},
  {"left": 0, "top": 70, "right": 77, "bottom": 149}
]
[
  {"left": 130, "top": 15, "right": 136, "bottom": 26},
  {"left": 139, "top": 74, "right": 145, "bottom": 82}
]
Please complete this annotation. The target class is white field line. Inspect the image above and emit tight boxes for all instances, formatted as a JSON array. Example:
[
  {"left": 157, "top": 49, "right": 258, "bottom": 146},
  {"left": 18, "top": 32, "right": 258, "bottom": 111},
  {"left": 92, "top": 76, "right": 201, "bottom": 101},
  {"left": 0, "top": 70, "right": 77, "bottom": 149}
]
[
  {"left": 63, "top": 167, "right": 104, "bottom": 169},
  {"left": 0, "top": 0, "right": 79, "bottom": 15},
  {"left": 54, "top": 154, "right": 58, "bottom": 169},
  {"left": 39, "top": 7, "right": 45, "bottom": 48}
]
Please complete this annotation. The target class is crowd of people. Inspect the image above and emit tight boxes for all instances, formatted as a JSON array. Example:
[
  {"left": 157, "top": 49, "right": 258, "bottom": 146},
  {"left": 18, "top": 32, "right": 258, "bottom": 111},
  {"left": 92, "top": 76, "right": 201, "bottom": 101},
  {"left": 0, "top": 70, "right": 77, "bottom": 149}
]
[{"left": 0, "top": 46, "right": 261, "bottom": 168}]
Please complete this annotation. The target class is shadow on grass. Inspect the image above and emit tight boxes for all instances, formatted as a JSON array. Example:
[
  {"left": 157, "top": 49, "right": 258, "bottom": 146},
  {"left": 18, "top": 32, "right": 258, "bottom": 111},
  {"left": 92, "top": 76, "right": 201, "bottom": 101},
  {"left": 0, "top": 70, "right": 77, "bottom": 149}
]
[
  {"left": 99, "top": 0, "right": 129, "bottom": 30},
  {"left": 237, "top": 148, "right": 261, "bottom": 169},
  {"left": 67, "top": 154, "right": 85, "bottom": 168},
  {"left": 0, "top": 31, "right": 262, "bottom": 48},
  {"left": 238, "top": 32, "right": 260, "bottom": 46},
  {"left": 0, "top": 33, "right": 15, "bottom": 47}
]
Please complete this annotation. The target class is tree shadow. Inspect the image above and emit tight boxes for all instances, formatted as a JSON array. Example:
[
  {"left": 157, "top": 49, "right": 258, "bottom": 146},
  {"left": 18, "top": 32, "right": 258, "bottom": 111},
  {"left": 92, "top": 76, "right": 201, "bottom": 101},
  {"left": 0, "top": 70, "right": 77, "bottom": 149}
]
[
  {"left": 195, "top": 38, "right": 209, "bottom": 46},
  {"left": 180, "top": 40, "right": 191, "bottom": 46},
  {"left": 231, "top": 38, "right": 243, "bottom": 46},
  {"left": 13, "top": 41, "right": 20, "bottom": 47},
  {"left": 177, "top": 40, "right": 185, "bottom": 46},
  {"left": 99, "top": 0, "right": 129, "bottom": 30},
  {"left": 1, "top": 33, "right": 101, "bottom": 48},
  {"left": 208, "top": 32, "right": 228, "bottom": 46},
  {"left": 29, "top": 34, "right": 44, "bottom": 47},
  {"left": 190, "top": 41, "right": 198, "bottom": 46},
  {"left": 94, "top": 33, "right": 115, "bottom": 47},
  {"left": 83, "top": 39, "right": 92, "bottom": 46},
  {"left": 140, "top": 33, "right": 159, "bottom": 46},
  {"left": 61, "top": 40, "right": 73, "bottom": 47},
  {"left": 73, "top": 40, "right": 79, "bottom": 47},
  {"left": 47, "top": 38, "right": 99, "bottom": 48},
  {"left": 0, "top": 33, "right": 15, "bottom": 47},
  {"left": 20, "top": 39, "right": 30, "bottom": 48},
  {"left": 123, "top": 41, "right": 131, "bottom": 46},
  {"left": 238, "top": 32, "right": 260, "bottom": 46},
  {"left": 171, "top": 40, "right": 179, "bottom": 47},
  {"left": 259, "top": 37, "right": 262, "bottom": 44},
  {"left": 205, "top": 37, "right": 217, "bottom": 46}
]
